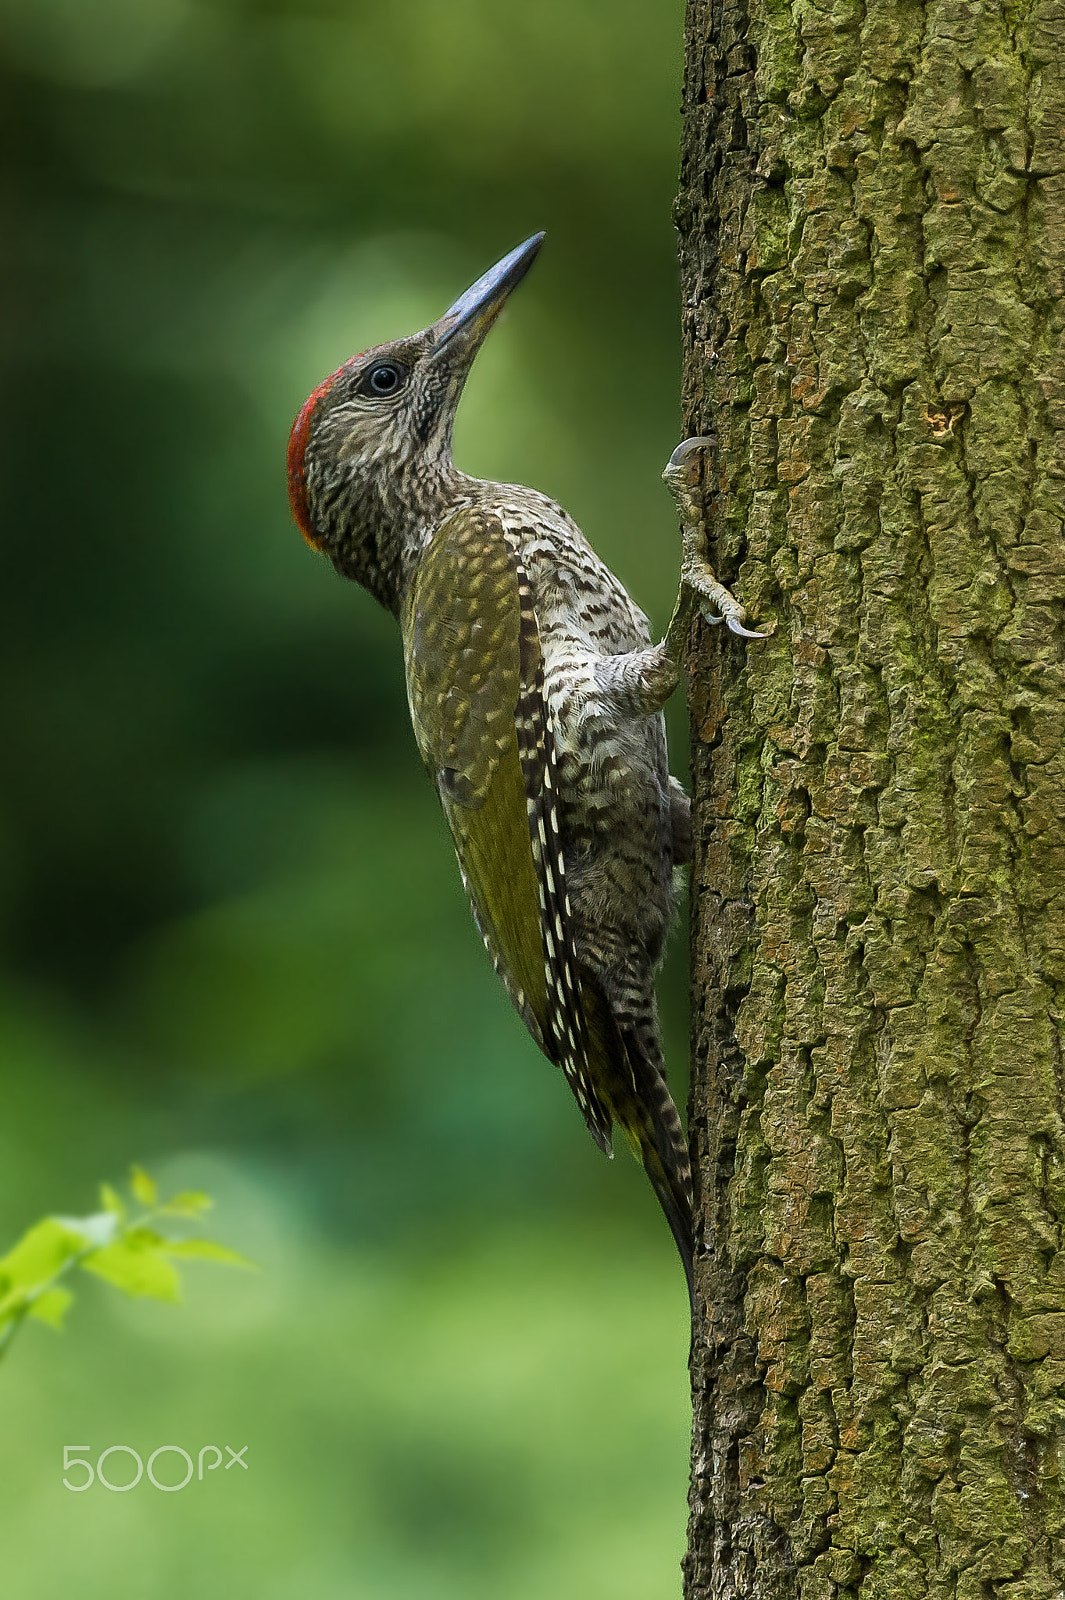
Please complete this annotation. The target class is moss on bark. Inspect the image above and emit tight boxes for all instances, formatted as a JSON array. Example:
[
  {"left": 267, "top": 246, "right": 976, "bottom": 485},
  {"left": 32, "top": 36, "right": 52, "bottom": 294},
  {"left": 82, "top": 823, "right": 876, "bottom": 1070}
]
[{"left": 679, "top": 0, "right": 1065, "bottom": 1594}]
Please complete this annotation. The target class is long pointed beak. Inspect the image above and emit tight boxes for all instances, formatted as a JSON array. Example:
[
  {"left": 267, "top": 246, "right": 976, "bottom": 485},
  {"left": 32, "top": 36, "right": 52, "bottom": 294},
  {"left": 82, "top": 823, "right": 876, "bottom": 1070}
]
[{"left": 431, "top": 232, "right": 545, "bottom": 362}]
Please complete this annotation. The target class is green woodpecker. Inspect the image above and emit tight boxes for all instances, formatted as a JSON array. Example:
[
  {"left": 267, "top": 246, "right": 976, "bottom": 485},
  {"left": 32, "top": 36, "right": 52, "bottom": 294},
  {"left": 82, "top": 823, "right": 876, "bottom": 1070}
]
[{"left": 287, "top": 235, "right": 762, "bottom": 1307}]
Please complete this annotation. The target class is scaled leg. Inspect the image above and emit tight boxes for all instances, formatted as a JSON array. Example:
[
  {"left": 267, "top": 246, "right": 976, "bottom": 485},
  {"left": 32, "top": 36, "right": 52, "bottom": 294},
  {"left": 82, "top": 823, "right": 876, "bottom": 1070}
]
[{"left": 591, "top": 437, "right": 765, "bottom": 721}]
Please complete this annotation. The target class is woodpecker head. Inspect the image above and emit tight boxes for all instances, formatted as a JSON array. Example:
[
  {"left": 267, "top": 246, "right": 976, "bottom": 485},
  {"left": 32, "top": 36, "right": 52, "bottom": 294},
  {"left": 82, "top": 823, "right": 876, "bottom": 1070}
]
[{"left": 288, "top": 232, "right": 544, "bottom": 610}]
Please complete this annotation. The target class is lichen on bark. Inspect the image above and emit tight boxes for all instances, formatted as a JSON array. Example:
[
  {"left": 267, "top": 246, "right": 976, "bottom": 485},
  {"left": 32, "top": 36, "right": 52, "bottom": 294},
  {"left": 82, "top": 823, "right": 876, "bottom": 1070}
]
[{"left": 679, "top": 0, "right": 1065, "bottom": 1594}]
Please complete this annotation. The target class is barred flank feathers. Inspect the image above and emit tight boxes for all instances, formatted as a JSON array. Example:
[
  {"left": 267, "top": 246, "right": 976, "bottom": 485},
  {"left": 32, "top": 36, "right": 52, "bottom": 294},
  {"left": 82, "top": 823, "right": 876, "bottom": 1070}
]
[{"left": 506, "top": 537, "right": 613, "bottom": 1153}]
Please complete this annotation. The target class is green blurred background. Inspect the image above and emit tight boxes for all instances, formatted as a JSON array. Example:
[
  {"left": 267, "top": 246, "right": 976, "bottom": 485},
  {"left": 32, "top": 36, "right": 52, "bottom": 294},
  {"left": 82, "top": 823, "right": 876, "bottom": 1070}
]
[{"left": 0, "top": 1, "right": 694, "bottom": 1594}]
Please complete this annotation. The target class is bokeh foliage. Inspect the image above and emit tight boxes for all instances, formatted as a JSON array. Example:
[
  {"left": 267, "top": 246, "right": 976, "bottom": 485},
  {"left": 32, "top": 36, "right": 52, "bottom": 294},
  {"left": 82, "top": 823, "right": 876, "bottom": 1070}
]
[
  {"left": 0, "top": 1168, "right": 250, "bottom": 1360},
  {"left": 0, "top": 1, "right": 692, "bottom": 1594}
]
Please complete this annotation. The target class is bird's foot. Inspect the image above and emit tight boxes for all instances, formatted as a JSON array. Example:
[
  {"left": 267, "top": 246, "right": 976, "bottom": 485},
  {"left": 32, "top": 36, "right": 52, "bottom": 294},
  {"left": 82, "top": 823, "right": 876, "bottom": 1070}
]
[
  {"left": 683, "top": 558, "right": 767, "bottom": 639},
  {"left": 662, "top": 437, "right": 767, "bottom": 641}
]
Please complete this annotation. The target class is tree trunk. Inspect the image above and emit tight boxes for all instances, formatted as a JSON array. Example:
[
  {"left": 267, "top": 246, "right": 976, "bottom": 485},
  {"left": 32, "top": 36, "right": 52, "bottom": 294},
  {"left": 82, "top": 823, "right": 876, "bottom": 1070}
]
[{"left": 677, "top": 1, "right": 1065, "bottom": 1595}]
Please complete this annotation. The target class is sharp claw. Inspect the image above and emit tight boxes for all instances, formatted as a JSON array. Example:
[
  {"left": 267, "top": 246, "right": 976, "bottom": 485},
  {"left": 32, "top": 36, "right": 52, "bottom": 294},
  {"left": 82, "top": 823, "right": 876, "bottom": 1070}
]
[
  {"left": 667, "top": 436, "right": 717, "bottom": 472},
  {"left": 726, "top": 616, "right": 767, "bottom": 639}
]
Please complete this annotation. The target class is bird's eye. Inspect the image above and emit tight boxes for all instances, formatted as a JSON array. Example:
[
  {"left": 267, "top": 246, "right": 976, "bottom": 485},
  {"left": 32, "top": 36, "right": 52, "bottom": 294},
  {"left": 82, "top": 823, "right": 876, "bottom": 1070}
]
[{"left": 362, "top": 361, "right": 408, "bottom": 397}]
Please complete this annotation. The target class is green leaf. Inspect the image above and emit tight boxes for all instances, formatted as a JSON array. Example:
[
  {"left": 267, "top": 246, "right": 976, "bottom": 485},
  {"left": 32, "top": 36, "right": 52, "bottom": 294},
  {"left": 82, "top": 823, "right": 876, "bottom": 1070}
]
[
  {"left": 165, "top": 1238, "right": 256, "bottom": 1269},
  {"left": 55, "top": 1212, "right": 122, "bottom": 1250},
  {"left": 122, "top": 1225, "right": 167, "bottom": 1250},
  {"left": 28, "top": 1288, "right": 74, "bottom": 1330},
  {"left": 129, "top": 1166, "right": 158, "bottom": 1207},
  {"left": 82, "top": 1237, "right": 181, "bottom": 1303},
  {"left": 0, "top": 1287, "right": 29, "bottom": 1327},
  {"left": 0, "top": 1178, "right": 247, "bottom": 1365},
  {"left": 98, "top": 1183, "right": 126, "bottom": 1219},
  {"left": 0, "top": 1219, "right": 88, "bottom": 1292}
]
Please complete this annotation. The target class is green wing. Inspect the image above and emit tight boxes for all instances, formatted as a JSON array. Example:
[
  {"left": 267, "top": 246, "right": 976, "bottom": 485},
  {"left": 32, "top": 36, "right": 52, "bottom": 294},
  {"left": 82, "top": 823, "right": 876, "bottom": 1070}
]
[
  {"left": 403, "top": 511, "right": 692, "bottom": 1287},
  {"left": 403, "top": 504, "right": 613, "bottom": 1152},
  {"left": 402, "top": 506, "right": 548, "bottom": 1040}
]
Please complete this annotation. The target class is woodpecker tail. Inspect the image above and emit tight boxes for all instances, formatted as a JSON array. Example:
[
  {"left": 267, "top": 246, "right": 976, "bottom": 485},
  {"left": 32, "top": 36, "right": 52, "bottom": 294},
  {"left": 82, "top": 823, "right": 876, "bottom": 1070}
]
[{"left": 579, "top": 968, "right": 695, "bottom": 1310}]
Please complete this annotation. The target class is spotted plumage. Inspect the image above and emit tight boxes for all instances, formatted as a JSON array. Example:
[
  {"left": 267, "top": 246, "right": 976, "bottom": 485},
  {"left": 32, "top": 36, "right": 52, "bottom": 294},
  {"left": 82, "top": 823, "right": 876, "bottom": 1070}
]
[{"left": 286, "top": 236, "right": 764, "bottom": 1308}]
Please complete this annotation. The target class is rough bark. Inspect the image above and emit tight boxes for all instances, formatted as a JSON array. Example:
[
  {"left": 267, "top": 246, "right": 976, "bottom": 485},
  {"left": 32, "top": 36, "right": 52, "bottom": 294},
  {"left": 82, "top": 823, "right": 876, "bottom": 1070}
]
[{"left": 678, "top": 0, "right": 1065, "bottom": 1595}]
